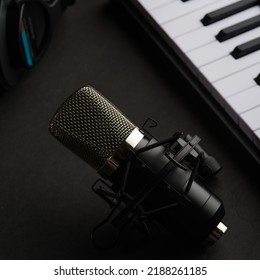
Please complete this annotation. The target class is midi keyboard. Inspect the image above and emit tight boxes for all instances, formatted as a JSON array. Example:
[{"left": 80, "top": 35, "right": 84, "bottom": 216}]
[{"left": 111, "top": 0, "right": 260, "bottom": 164}]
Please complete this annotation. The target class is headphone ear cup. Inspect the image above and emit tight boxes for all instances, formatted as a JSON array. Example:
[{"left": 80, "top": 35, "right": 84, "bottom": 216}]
[
  {"left": 0, "top": 0, "right": 20, "bottom": 89},
  {"left": 6, "top": 1, "right": 50, "bottom": 68},
  {"left": 1, "top": 0, "right": 76, "bottom": 89},
  {"left": 6, "top": 2, "right": 21, "bottom": 67}
]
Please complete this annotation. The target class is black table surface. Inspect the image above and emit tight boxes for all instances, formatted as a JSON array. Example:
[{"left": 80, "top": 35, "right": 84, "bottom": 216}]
[{"left": 0, "top": 0, "right": 259, "bottom": 260}]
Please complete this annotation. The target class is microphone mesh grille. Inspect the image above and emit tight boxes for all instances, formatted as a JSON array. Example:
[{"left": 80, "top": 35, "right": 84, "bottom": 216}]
[{"left": 49, "top": 86, "right": 135, "bottom": 171}]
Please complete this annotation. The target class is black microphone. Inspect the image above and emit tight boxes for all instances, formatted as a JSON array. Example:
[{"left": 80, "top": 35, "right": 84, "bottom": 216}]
[{"left": 49, "top": 86, "right": 227, "bottom": 247}]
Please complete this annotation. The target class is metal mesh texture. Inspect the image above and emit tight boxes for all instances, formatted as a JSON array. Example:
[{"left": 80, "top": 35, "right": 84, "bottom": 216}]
[{"left": 49, "top": 86, "right": 135, "bottom": 171}]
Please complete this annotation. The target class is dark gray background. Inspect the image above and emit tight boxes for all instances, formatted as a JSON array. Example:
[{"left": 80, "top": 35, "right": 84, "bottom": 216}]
[{"left": 0, "top": 0, "right": 259, "bottom": 259}]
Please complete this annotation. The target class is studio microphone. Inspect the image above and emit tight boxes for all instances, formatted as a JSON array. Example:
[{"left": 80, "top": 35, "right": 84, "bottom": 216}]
[{"left": 49, "top": 86, "right": 227, "bottom": 248}]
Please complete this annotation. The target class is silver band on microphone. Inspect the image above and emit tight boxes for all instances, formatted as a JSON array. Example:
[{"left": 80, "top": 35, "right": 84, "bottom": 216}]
[
  {"left": 98, "top": 127, "right": 144, "bottom": 177},
  {"left": 209, "top": 222, "right": 228, "bottom": 244}
]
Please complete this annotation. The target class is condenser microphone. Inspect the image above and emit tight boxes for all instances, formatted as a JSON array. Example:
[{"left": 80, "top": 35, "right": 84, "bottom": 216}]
[{"left": 49, "top": 86, "right": 227, "bottom": 247}]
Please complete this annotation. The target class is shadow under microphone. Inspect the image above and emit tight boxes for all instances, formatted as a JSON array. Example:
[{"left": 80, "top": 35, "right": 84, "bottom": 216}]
[{"left": 49, "top": 85, "right": 227, "bottom": 249}]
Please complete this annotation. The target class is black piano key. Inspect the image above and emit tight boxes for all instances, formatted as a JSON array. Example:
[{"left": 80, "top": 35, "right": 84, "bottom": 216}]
[
  {"left": 255, "top": 74, "right": 260, "bottom": 85},
  {"left": 231, "top": 37, "right": 260, "bottom": 59},
  {"left": 216, "top": 15, "right": 260, "bottom": 42},
  {"left": 201, "top": 0, "right": 259, "bottom": 26}
]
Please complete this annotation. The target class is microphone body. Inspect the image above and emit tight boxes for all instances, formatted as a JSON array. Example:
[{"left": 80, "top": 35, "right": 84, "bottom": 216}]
[
  {"left": 110, "top": 136, "right": 225, "bottom": 244},
  {"left": 49, "top": 86, "right": 227, "bottom": 245}
]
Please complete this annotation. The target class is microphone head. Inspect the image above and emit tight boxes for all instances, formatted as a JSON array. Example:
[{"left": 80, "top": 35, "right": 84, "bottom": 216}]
[{"left": 49, "top": 86, "right": 136, "bottom": 173}]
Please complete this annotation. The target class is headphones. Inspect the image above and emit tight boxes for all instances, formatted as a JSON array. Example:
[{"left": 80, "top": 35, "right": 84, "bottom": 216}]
[{"left": 0, "top": 0, "right": 75, "bottom": 89}]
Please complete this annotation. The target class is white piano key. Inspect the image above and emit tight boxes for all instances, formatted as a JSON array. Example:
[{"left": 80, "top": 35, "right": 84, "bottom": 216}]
[
  {"left": 240, "top": 106, "right": 260, "bottom": 139},
  {"left": 213, "top": 63, "right": 260, "bottom": 99},
  {"left": 137, "top": 0, "right": 174, "bottom": 11},
  {"left": 186, "top": 27, "right": 260, "bottom": 68},
  {"left": 149, "top": 0, "right": 218, "bottom": 25},
  {"left": 162, "top": 0, "right": 237, "bottom": 39},
  {"left": 199, "top": 50, "right": 260, "bottom": 84},
  {"left": 174, "top": 6, "right": 260, "bottom": 53},
  {"left": 225, "top": 86, "right": 260, "bottom": 122}
]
